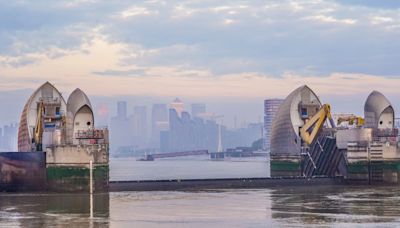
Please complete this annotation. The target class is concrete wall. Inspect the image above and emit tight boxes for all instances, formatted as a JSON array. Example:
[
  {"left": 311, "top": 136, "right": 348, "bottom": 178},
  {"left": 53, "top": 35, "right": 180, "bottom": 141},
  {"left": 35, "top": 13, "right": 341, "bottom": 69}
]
[
  {"left": 46, "top": 165, "right": 109, "bottom": 192},
  {"left": 345, "top": 137, "right": 400, "bottom": 184},
  {"left": 45, "top": 144, "right": 109, "bottom": 192},
  {"left": 336, "top": 128, "right": 372, "bottom": 150},
  {"left": 270, "top": 155, "right": 302, "bottom": 177},
  {"left": 46, "top": 144, "right": 108, "bottom": 165}
]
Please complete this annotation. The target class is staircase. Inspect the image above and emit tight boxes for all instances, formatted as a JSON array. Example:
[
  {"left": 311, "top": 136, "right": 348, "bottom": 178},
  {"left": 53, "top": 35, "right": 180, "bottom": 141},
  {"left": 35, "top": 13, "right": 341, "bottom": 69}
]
[
  {"left": 369, "top": 144, "right": 384, "bottom": 183},
  {"left": 302, "top": 136, "right": 346, "bottom": 177}
]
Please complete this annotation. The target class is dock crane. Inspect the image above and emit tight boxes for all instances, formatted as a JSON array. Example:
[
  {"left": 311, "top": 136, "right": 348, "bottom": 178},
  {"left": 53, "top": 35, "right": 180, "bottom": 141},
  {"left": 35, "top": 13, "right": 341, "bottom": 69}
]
[
  {"left": 34, "top": 101, "right": 45, "bottom": 151},
  {"left": 300, "top": 104, "right": 335, "bottom": 145}
]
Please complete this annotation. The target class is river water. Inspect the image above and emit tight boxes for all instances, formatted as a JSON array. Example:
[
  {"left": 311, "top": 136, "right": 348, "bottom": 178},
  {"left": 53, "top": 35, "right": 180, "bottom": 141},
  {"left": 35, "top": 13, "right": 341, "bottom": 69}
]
[
  {"left": 1, "top": 157, "right": 400, "bottom": 227},
  {"left": 110, "top": 156, "right": 270, "bottom": 181}
]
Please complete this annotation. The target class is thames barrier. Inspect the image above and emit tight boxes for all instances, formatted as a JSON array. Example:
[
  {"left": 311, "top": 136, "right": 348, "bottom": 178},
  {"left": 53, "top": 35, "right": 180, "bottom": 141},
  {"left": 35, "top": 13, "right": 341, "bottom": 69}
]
[{"left": 0, "top": 83, "right": 399, "bottom": 192}]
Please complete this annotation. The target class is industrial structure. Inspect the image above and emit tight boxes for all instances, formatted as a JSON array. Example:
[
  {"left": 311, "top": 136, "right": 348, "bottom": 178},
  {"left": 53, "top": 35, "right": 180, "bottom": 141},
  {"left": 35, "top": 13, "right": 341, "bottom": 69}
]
[
  {"left": 270, "top": 85, "right": 400, "bottom": 184},
  {"left": 3, "top": 82, "right": 400, "bottom": 192},
  {"left": 337, "top": 91, "right": 398, "bottom": 183},
  {"left": 13, "top": 82, "right": 109, "bottom": 192}
]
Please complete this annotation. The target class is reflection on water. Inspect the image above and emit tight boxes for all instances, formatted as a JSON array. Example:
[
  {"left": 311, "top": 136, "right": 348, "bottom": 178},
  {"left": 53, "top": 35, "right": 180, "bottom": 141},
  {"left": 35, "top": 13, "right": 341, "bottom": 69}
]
[
  {"left": 0, "top": 193, "right": 109, "bottom": 227},
  {"left": 271, "top": 186, "right": 400, "bottom": 226},
  {"left": 2, "top": 186, "right": 400, "bottom": 227}
]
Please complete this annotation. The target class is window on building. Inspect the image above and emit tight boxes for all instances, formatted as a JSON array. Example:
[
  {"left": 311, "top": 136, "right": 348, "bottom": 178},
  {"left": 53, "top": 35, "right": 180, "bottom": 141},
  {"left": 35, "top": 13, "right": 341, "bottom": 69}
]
[{"left": 301, "top": 108, "right": 307, "bottom": 117}]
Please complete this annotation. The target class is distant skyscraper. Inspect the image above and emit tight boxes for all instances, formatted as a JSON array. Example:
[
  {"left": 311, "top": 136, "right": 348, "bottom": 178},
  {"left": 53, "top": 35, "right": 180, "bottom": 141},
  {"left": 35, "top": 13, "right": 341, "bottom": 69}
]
[
  {"left": 95, "top": 103, "right": 110, "bottom": 127},
  {"left": 132, "top": 106, "right": 147, "bottom": 147},
  {"left": 223, "top": 122, "right": 263, "bottom": 149},
  {"left": 217, "top": 123, "right": 223, "bottom": 153},
  {"left": 191, "top": 103, "right": 206, "bottom": 118},
  {"left": 110, "top": 101, "right": 132, "bottom": 154},
  {"left": 170, "top": 98, "right": 184, "bottom": 117},
  {"left": 162, "top": 109, "right": 261, "bottom": 153},
  {"left": 264, "top": 99, "right": 284, "bottom": 151},
  {"left": 152, "top": 104, "right": 168, "bottom": 124},
  {"left": 1, "top": 123, "right": 18, "bottom": 151},
  {"left": 117, "top": 101, "right": 127, "bottom": 119},
  {"left": 151, "top": 104, "right": 168, "bottom": 148},
  {"left": 163, "top": 108, "right": 220, "bottom": 153}
]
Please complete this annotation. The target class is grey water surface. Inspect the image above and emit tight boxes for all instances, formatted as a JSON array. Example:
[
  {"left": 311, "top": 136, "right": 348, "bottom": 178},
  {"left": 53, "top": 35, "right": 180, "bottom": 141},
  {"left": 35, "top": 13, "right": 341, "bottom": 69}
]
[{"left": 1, "top": 157, "right": 400, "bottom": 227}]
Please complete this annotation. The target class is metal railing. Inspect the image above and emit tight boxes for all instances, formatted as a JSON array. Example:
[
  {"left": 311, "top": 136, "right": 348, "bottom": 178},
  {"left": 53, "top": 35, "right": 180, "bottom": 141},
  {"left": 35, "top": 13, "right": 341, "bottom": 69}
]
[{"left": 75, "top": 129, "right": 105, "bottom": 139}]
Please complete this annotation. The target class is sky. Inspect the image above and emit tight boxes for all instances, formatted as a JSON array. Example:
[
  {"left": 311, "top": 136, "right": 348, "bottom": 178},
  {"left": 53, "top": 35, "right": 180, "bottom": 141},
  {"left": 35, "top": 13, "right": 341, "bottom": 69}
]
[{"left": 0, "top": 0, "right": 399, "bottom": 127}]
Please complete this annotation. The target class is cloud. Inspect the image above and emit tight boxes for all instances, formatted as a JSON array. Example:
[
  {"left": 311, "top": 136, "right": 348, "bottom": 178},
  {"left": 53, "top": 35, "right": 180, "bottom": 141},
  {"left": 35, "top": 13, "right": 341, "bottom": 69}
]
[
  {"left": 93, "top": 68, "right": 147, "bottom": 76},
  {"left": 371, "top": 16, "right": 394, "bottom": 25},
  {"left": 0, "top": 0, "right": 399, "bottom": 96},
  {"left": 304, "top": 15, "right": 357, "bottom": 25},
  {"left": 333, "top": 0, "right": 400, "bottom": 9},
  {"left": 0, "top": 36, "right": 399, "bottom": 100},
  {"left": 119, "top": 6, "right": 157, "bottom": 19},
  {"left": 93, "top": 0, "right": 400, "bottom": 75}
]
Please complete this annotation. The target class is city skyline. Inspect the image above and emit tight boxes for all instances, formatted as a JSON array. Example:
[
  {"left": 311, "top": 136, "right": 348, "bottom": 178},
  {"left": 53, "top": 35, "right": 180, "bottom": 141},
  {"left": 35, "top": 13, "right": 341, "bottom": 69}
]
[
  {"left": 0, "top": 89, "right": 398, "bottom": 130},
  {"left": 107, "top": 98, "right": 264, "bottom": 154}
]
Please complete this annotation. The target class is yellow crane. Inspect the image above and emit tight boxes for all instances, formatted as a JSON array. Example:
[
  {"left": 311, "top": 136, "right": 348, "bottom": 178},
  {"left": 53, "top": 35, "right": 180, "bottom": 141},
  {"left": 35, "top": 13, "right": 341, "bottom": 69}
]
[
  {"left": 300, "top": 104, "right": 335, "bottom": 145},
  {"left": 34, "top": 101, "right": 45, "bottom": 151},
  {"left": 337, "top": 115, "right": 364, "bottom": 127}
]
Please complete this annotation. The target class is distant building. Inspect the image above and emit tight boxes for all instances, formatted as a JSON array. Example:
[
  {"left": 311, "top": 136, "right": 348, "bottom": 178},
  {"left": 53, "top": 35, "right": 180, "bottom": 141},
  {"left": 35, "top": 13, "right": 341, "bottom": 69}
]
[
  {"left": 164, "top": 108, "right": 218, "bottom": 153},
  {"left": 159, "top": 130, "right": 170, "bottom": 152},
  {"left": 0, "top": 123, "right": 18, "bottom": 151},
  {"left": 95, "top": 103, "right": 110, "bottom": 127},
  {"left": 264, "top": 99, "right": 284, "bottom": 151},
  {"left": 161, "top": 105, "right": 261, "bottom": 153},
  {"left": 132, "top": 106, "right": 147, "bottom": 147},
  {"left": 151, "top": 104, "right": 168, "bottom": 148},
  {"left": 170, "top": 98, "right": 184, "bottom": 117},
  {"left": 224, "top": 123, "right": 263, "bottom": 149},
  {"left": 117, "top": 101, "right": 127, "bottom": 119},
  {"left": 110, "top": 101, "right": 133, "bottom": 154},
  {"left": 191, "top": 103, "right": 206, "bottom": 118}
]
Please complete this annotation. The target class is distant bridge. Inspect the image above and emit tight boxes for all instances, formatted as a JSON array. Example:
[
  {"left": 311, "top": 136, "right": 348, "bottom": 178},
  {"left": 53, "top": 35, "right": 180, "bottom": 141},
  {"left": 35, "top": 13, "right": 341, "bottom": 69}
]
[{"left": 139, "top": 150, "right": 209, "bottom": 161}]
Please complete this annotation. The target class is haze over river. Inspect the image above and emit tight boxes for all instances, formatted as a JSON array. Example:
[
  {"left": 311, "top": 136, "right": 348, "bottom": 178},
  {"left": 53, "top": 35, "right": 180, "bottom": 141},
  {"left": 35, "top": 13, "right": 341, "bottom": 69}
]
[{"left": 1, "top": 157, "right": 400, "bottom": 227}]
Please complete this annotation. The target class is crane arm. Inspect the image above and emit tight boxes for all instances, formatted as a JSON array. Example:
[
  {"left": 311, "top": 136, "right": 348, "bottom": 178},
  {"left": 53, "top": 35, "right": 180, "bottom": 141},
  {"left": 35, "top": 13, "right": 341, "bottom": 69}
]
[
  {"left": 337, "top": 116, "right": 364, "bottom": 127},
  {"left": 300, "top": 104, "right": 334, "bottom": 145}
]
